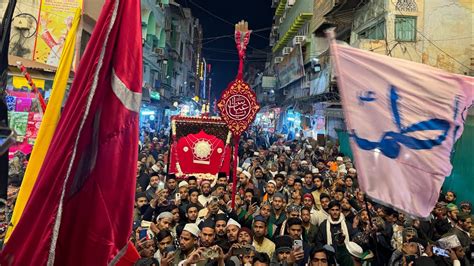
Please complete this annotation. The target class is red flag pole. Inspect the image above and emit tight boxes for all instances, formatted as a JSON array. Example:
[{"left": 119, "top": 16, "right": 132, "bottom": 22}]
[
  {"left": 16, "top": 62, "right": 47, "bottom": 112},
  {"left": 220, "top": 21, "right": 259, "bottom": 208},
  {"left": 230, "top": 136, "right": 239, "bottom": 209}
]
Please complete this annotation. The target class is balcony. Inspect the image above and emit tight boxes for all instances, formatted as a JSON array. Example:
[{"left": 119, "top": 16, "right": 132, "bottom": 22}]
[
  {"left": 273, "top": 0, "right": 313, "bottom": 53},
  {"left": 311, "top": 0, "right": 368, "bottom": 34},
  {"left": 275, "top": 0, "right": 287, "bottom": 17},
  {"left": 310, "top": 0, "right": 335, "bottom": 33}
]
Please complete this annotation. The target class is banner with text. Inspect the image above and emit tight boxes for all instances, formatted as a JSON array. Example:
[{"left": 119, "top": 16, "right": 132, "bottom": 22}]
[{"left": 34, "top": 0, "right": 83, "bottom": 66}]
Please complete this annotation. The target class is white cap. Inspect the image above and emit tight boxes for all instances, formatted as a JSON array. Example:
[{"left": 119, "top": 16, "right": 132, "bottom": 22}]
[
  {"left": 279, "top": 171, "right": 287, "bottom": 176},
  {"left": 349, "top": 168, "right": 357, "bottom": 173},
  {"left": 253, "top": 151, "right": 260, "bottom": 156},
  {"left": 318, "top": 147, "right": 325, "bottom": 151},
  {"left": 178, "top": 181, "right": 189, "bottom": 188},
  {"left": 226, "top": 218, "right": 241, "bottom": 229},
  {"left": 300, "top": 160, "right": 308, "bottom": 165},
  {"left": 237, "top": 167, "right": 243, "bottom": 172},
  {"left": 151, "top": 165, "right": 160, "bottom": 172},
  {"left": 156, "top": 212, "right": 173, "bottom": 222},
  {"left": 336, "top": 156, "right": 343, "bottom": 162},
  {"left": 153, "top": 137, "right": 158, "bottom": 141},
  {"left": 346, "top": 241, "right": 364, "bottom": 259},
  {"left": 312, "top": 168, "right": 319, "bottom": 174},
  {"left": 242, "top": 170, "right": 251, "bottom": 179},
  {"left": 183, "top": 223, "right": 200, "bottom": 237},
  {"left": 267, "top": 180, "right": 277, "bottom": 187}
]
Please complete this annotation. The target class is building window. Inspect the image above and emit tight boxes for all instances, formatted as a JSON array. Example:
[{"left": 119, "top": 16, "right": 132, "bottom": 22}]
[
  {"left": 395, "top": 16, "right": 416, "bottom": 41},
  {"left": 359, "top": 20, "right": 385, "bottom": 40}
]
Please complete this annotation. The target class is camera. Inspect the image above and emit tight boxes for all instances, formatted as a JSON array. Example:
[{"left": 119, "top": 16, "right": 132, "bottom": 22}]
[
  {"left": 202, "top": 248, "right": 219, "bottom": 259},
  {"left": 233, "top": 245, "right": 254, "bottom": 255},
  {"left": 210, "top": 196, "right": 219, "bottom": 204}
]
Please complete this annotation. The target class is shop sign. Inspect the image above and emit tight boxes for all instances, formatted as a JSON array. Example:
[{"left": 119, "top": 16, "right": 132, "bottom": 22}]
[
  {"left": 150, "top": 91, "right": 160, "bottom": 101},
  {"left": 276, "top": 44, "right": 304, "bottom": 88},
  {"left": 325, "top": 108, "right": 344, "bottom": 118},
  {"left": 262, "top": 76, "right": 276, "bottom": 88},
  {"left": 12, "top": 76, "right": 45, "bottom": 91},
  {"left": 34, "top": 0, "right": 83, "bottom": 66},
  {"left": 310, "top": 64, "right": 330, "bottom": 96}
]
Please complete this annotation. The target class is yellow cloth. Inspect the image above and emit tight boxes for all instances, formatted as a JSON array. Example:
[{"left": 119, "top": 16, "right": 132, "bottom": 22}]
[
  {"left": 253, "top": 237, "right": 275, "bottom": 259},
  {"left": 5, "top": 9, "right": 82, "bottom": 242}
]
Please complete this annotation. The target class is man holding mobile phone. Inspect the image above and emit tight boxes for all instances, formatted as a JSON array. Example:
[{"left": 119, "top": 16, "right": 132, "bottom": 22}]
[{"left": 285, "top": 218, "right": 310, "bottom": 266}]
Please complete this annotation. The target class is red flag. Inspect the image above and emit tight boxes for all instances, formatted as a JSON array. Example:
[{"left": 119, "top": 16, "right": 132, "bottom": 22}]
[
  {"left": 114, "top": 241, "right": 140, "bottom": 266},
  {"left": 1, "top": 0, "right": 142, "bottom": 264}
]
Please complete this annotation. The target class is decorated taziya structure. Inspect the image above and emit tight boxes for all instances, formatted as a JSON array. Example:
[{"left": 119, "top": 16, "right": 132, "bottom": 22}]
[
  {"left": 167, "top": 21, "right": 260, "bottom": 208},
  {"left": 168, "top": 116, "right": 232, "bottom": 182},
  {"left": 217, "top": 21, "right": 260, "bottom": 208}
]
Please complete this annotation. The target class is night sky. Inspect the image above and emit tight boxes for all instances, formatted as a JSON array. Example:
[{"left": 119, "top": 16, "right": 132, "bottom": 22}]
[{"left": 177, "top": 0, "right": 274, "bottom": 99}]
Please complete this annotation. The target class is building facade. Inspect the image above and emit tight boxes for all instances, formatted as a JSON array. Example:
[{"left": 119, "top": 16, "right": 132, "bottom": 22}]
[
  {"left": 140, "top": 0, "right": 169, "bottom": 128},
  {"left": 263, "top": 0, "right": 473, "bottom": 141}
]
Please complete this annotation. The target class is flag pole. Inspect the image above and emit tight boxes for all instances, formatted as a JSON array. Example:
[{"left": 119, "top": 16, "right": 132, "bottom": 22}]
[
  {"left": 4, "top": 8, "right": 82, "bottom": 243},
  {"left": 0, "top": 0, "right": 18, "bottom": 201},
  {"left": 165, "top": 121, "right": 173, "bottom": 180}
]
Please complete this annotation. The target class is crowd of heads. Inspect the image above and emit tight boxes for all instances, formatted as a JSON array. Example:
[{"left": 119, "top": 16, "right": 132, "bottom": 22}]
[
  {"left": 131, "top": 129, "right": 473, "bottom": 266},
  {"left": 0, "top": 128, "right": 471, "bottom": 266}
]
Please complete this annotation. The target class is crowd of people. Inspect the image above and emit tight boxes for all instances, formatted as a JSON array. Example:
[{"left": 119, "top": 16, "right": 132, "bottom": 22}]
[
  {"left": 131, "top": 128, "right": 472, "bottom": 266},
  {"left": 1, "top": 127, "right": 472, "bottom": 266}
]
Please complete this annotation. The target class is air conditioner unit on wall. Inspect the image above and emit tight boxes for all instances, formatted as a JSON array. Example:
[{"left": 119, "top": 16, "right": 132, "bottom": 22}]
[
  {"left": 274, "top": 57, "right": 283, "bottom": 64},
  {"left": 287, "top": 0, "right": 296, "bottom": 7},
  {"left": 293, "top": 35, "right": 306, "bottom": 46},
  {"left": 282, "top": 47, "right": 292, "bottom": 55}
]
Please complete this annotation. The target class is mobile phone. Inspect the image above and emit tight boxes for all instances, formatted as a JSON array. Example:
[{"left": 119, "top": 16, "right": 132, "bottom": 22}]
[
  {"left": 175, "top": 193, "right": 181, "bottom": 201},
  {"left": 157, "top": 181, "right": 165, "bottom": 190},
  {"left": 405, "top": 255, "right": 417, "bottom": 264},
  {"left": 251, "top": 196, "right": 259, "bottom": 205},
  {"left": 139, "top": 228, "right": 148, "bottom": 240},
  {"left": 333, "top": 231, "right": 344, "bottom": 243},
  {"left": 293, "top": 239, "right": 303, "bottom": 250},
  {"left": 164, "top": 245, "right": 176, "bottom": 255},
  {"left": 433, "top": 246, "right": 449, "bottom": 257},
  {"left": 141, "top": 220, "right": 152, "bottom": 228},
  {"left": 0, "top": 127, "right": 15, "bottom": 156}
]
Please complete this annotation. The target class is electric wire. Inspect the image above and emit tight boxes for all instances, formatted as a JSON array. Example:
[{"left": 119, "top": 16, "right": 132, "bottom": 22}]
[{"left": 188, "top": 0, "right": 270, "bottom": 40}]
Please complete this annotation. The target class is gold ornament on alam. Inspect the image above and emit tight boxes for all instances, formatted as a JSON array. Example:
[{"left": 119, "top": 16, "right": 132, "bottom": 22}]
[{"left": 194, "top": 140, "right": 212, "bottom": 159}]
